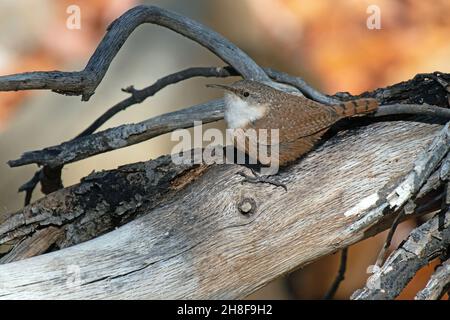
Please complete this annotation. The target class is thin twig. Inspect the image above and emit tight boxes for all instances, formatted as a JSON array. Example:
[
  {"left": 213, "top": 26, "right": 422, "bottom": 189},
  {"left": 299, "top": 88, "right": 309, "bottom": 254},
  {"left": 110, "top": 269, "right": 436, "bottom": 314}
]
[
  {"left": 374, "top": 209, "right": 406, "bottom": 267},
  {"left": 18, "top": 170, "right": 41, "bottom": 206},
  {"left": 324, "top": 248, "right": 348, "bottom": 300}
]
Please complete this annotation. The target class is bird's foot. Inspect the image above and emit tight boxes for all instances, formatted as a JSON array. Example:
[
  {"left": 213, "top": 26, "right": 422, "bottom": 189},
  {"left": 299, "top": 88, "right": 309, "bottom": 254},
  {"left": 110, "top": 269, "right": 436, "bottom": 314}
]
[{"left": 237, "top": 168, "right": 287, "bottom": 191}]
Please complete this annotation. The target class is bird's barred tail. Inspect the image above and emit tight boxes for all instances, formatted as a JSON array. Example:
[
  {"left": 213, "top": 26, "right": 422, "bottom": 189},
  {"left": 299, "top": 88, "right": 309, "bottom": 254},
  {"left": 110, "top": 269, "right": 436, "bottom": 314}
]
[{"left": 332, "top": 98, "right": 379, "bottom": 118}]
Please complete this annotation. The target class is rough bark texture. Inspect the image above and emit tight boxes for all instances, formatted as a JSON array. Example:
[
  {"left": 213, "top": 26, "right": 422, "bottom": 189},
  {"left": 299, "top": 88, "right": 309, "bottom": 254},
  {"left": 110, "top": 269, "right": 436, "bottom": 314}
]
[
  {"left": 0, "top": 121, "right": 444, "bottom": 299},
  {"left": 415, "top": 258, "right": 450, "bottom": 300},
  {"left": 352, "top": 210, "right": 450, "bottom": 300},
  {"left": 0, "top": 154, "right": 200, "bottom": 262}
]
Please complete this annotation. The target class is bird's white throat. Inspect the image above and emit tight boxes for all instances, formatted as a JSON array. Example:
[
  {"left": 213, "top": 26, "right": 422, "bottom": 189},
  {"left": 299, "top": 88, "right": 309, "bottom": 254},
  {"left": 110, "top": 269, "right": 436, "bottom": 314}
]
[{"left": 224, "top": 93, "right": 267, "bottom": 129}]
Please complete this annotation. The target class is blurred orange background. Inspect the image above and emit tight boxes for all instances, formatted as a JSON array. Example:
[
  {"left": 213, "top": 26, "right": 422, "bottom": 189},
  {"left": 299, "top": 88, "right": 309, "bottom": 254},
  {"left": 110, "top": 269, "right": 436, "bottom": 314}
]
[{"left": 0, "top": 0, "right": 449, "bottom": 299}]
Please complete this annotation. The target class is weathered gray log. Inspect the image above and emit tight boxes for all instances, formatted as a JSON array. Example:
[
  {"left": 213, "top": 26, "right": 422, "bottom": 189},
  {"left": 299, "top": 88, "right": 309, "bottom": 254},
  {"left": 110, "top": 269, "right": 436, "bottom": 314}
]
[
  {"left": 351, "top": 146, "right": 450, "bottom": 300},
  {"left": 0, "top": 154, "right": 200, "bottom": 263},
  {"left": 0, "top": 119, "right": 446, "bottom": 299}
]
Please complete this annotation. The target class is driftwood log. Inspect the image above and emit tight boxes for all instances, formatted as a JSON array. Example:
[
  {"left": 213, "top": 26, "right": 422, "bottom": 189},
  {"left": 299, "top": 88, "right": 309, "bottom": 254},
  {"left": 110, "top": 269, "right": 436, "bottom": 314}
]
[{"left": 0, "top": 5, "right": 450, "bottom": 299}]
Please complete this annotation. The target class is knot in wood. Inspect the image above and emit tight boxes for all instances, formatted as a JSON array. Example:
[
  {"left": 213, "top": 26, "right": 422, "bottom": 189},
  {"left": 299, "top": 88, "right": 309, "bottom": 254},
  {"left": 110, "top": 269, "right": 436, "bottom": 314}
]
[{"left": 238, "top": 197, "right": 257, "bottom": 215}]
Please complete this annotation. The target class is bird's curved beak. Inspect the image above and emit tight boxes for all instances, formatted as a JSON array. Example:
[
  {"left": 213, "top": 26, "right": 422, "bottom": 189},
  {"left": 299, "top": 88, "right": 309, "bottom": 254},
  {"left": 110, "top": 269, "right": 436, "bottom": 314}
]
[{"left": 206, "top": 84, "right": 238, "bottom": 94}]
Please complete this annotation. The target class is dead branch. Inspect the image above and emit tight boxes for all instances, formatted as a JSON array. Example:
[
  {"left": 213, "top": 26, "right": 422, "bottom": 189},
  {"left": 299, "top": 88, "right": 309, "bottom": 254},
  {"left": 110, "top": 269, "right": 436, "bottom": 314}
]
[
  {"left": 375, "top": 103, "right": 450, "bottom": 118},
  {"left": 0, "top": 154, "right": 199, "bottom": 263},
  {"left": 263, "top": 68, "right": 339, "bottom": 105},
  {"left": 8, "top": 99, "right": 224, "bottom": 168},
  {"left": 351, "top": 209, "right": 450, "bottom": 300}
]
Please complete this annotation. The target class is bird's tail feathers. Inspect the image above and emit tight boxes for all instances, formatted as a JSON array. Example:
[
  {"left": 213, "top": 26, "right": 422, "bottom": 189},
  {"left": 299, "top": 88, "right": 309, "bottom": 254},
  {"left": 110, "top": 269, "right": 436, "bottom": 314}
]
[{"left": 332, "top": 98, "right": 379, "bottom": 117}]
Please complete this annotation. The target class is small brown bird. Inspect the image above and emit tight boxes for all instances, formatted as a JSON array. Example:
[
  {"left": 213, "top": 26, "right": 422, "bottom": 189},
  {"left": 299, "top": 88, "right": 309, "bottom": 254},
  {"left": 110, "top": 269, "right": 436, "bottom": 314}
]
[{"left": 208, "top": 80, "right": 378, "bottom": 188}]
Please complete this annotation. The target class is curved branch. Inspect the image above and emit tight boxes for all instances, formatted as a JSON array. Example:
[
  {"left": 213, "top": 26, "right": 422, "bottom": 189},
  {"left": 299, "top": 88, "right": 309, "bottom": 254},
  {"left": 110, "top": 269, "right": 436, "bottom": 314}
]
[
  {"left": 0, "top": 5, "right": 268, "bottom": 100},
  {"left": 324, "top": 248, "right": 348, "bottom": 300},
  {"left": 80, "top": 67, "right": 237, "bottom": 137}
]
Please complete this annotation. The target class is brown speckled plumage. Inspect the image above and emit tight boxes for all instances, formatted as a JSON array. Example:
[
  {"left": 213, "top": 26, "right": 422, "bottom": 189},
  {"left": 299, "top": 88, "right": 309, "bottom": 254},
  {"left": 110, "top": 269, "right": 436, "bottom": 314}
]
[{"left": 212, "top": 80, "right": 378, "bottom": 167}]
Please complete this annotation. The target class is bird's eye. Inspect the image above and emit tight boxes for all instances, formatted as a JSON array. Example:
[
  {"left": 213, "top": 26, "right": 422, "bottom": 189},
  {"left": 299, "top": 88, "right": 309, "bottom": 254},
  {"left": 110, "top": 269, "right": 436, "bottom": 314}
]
[{"left": 243, "top": 91, "right": 250, "bottom": 97}]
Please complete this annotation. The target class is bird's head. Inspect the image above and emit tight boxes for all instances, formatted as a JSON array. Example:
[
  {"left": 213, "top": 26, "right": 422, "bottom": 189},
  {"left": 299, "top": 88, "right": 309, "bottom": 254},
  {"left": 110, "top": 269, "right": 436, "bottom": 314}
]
[
  {"left": 207, "top": 80, "right": 271, "bottom": 128},
  {"left": 207, "top": 80, "right": 271, "bottom": 106}
]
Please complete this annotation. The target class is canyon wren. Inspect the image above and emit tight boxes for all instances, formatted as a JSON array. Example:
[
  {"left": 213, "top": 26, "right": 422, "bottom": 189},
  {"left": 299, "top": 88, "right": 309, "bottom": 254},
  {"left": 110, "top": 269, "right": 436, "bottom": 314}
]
[{"left": 208, "top": 80, "right": 378, "bottom": 175}]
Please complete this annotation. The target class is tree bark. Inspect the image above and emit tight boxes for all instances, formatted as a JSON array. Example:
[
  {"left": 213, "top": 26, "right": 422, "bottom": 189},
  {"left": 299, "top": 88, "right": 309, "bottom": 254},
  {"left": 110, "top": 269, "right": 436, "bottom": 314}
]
[{"left": 0, "top": 119, "right": 448, "bottom": 298}]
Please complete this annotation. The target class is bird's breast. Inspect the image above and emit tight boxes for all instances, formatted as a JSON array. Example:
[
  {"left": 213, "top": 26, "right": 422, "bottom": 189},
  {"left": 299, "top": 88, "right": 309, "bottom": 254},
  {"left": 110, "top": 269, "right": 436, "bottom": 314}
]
[{"left": 224, "top": 93, "right": 267, "bottom": 129}]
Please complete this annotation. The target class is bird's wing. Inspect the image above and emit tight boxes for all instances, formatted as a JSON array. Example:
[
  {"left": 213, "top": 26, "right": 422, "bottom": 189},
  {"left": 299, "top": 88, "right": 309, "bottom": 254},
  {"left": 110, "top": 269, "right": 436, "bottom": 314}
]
[
  {"left": 258, "top": 128, "right": 328, "bottom": 167},
  {"left": 277, "top": 132, "right": 324, "bottom": 165},
  {"left": 250, "top": 98, "right": 341, "bottom": 145},
  {"left": 280, "top": 101, "right": 341, "bottom": 142}
]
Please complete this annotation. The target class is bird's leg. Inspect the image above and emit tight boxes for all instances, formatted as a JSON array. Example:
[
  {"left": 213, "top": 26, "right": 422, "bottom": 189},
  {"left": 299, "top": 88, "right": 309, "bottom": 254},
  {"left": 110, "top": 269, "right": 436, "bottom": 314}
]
[{"left": 237, "top": 167, "right": 287, "bottom": 191}]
